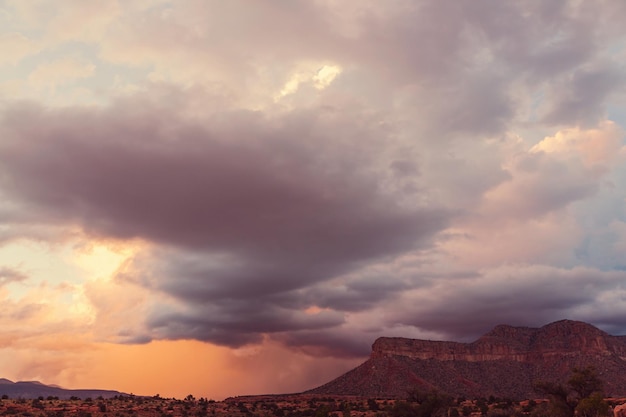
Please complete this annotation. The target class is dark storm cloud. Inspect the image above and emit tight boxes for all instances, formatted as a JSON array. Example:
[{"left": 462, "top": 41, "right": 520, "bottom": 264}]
[
  {"left": 275, "top": 329, "right": 374, "bottom": 358},
  {"left": 288, "top": 273, "right": 410, "bottom": 313},
  {"left": 588, "top": 315, "right": 626, "bottom": 337},
  {"left": 144, "top": 297, "right": 345, "bottom": 348},
  {"left": 392, "top": 266, "right": 626, "bottom": 341},
  {"left": 0, "top": 102, "right": 444, "bottom": 257},
  {"left": 0, "top": 97, "right": 449, "bottom": 349}
]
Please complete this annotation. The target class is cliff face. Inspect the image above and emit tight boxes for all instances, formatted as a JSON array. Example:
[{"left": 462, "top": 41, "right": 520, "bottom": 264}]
[
  {"left": 371, "top": 320, "right": 626, "bottom": 362},
  {"left": 307, "top": 320, "right": 626, "bottom": 399}
]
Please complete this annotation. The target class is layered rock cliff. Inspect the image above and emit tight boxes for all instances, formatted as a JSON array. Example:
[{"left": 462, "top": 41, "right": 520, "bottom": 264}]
[
  {"left": 371, "top": 320, "right": 626, "bottom": 362},
  {"left": 307, "top": 320, "right": 626, "bottom": 399}
]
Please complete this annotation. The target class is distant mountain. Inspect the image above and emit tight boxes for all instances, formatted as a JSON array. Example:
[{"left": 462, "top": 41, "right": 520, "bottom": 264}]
[
  {"left": 0, "top": 379, "right": 125, "bottom": 399},
  {"left": 306, "top": 320, "right": 626, "bottom": 400}
]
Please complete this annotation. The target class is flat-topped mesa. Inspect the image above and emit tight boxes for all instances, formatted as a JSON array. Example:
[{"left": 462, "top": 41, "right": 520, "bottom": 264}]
[
  {"left": 308, "top": 320, "right": 626, "bottom": 399},
  {"left": 372, "top": 320, "right": 626, "bottom": 363}
]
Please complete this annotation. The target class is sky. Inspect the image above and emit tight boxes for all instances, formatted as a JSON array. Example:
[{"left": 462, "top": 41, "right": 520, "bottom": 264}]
[{"left": 1, "top": 0, "right": 626, "bottom": 401}]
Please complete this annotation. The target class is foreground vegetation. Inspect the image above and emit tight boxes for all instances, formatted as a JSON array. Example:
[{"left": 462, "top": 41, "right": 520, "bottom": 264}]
[
  {"left": 0, "top": 368, "right": 622, "bottom": 417},
  {"left": 0, "top": 393, "right": 623, "bottom": 417}
]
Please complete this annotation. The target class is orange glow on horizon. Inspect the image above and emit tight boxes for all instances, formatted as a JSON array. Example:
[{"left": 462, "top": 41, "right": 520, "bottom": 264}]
[{"left": 48, "top": 339, "right": 361, "bottom": 401}]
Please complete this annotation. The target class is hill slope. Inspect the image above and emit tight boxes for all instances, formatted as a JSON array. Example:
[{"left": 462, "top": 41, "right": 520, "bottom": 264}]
[
  {"left": 306, "top": 320, "right": 626, "bottom": 399},
  {"left": 0, "top": 379, "right": 125, "bottom": 399}
]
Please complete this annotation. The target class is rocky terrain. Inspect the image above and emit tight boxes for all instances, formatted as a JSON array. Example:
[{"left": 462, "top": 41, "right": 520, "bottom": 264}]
[{"left": 307, "top": 320, "right": 626, "bottom": 400}]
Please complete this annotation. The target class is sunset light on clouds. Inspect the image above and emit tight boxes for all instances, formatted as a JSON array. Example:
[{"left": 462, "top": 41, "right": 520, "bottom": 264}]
[{"left": 1, "top": 0, "right": 626, "bottom": 400}]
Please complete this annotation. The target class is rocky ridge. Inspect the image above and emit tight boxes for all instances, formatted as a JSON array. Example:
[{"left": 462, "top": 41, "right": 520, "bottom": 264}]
[
  {"left": 307, "top": 320, "right": 626, "bottom": 400},
  {"left": 0, "top": 379, "right": 124, "bottom": 399}
]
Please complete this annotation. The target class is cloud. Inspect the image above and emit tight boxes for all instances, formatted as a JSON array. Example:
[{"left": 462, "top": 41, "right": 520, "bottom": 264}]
[
  {"left": 531, "top": 121, "right": 625, "bottom": 169},
  {"left": 390, "top": 265, "right": 626, "bottom": 340},
  {"left": 0, "top": 93, "right": 449, "bottom": 352},
  {"left": 1, "top": 0, "right": 626, "bottom": 382},
  {"left": 0, "top": 266, "right": 27, "bottom": 285},
  {"left": 2, "top": 0, "right": 120, "bottom": 45},
  {"left": 28, "top": 57, "right": 95, "bottom": 89},
  {"left": 541, "top": 67, "right": 624, "bottom": 126},
  {"left": 0, "top": 32, "right": 41, "bottom": 66}
]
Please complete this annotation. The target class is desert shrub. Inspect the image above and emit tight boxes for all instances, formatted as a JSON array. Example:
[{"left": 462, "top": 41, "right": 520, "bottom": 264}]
[
  {"left": 390, "top": 401, "right": 417, "bottom": 417},
  {"left": 407, "top": 387, "right": 453, "bottom": 417},
  {"left": 475, "top": 398, "right": 489, "bottom": 415},
  {"left": 575, "top": 392, "right": 610, "bottom": 417},
  {"left": 568, "top": 367, "right": 604, "bottom": 400},
  {"left": 32, "top": 399, "right": 45, "bottom": 409},
  {"left": 313, "top": 405, "right": 330, "bottom": 417},
  {"left": 367, "top": 399, "right": 379, "bottom": 411},
  {"left": 533, "top": 366, "right": 609, "bottom": 417}
]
